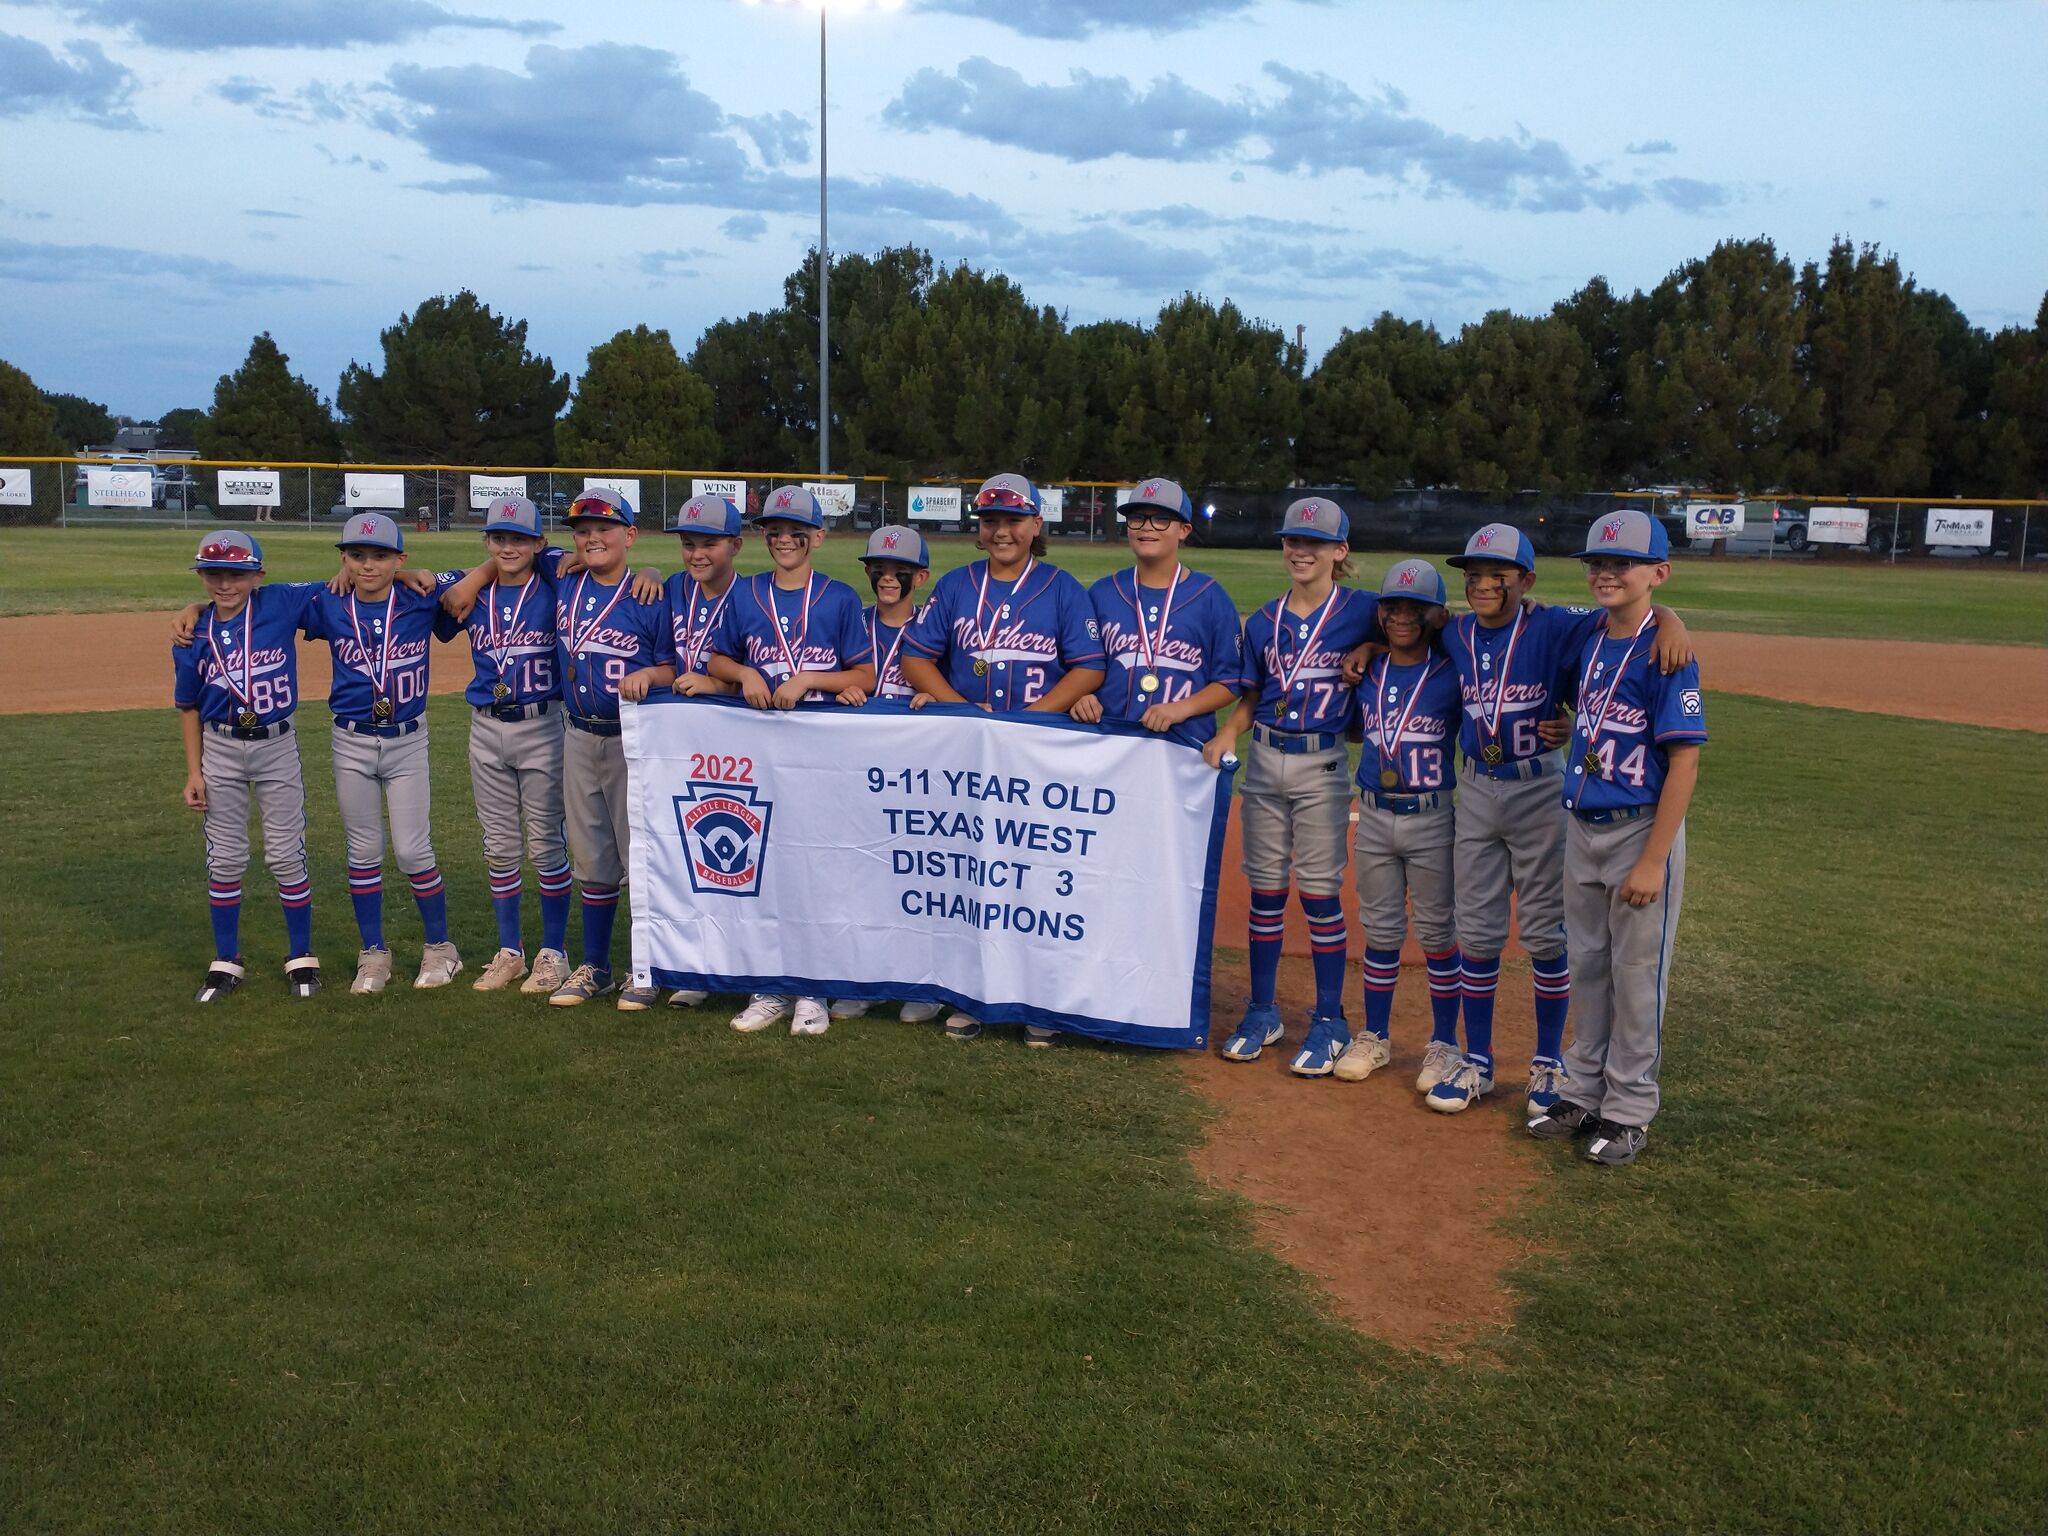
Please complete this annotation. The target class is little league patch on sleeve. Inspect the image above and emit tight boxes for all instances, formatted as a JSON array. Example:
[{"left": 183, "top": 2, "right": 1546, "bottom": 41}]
[{"left": 1682, "top": 689, "right": 1702, "bottom": 715}]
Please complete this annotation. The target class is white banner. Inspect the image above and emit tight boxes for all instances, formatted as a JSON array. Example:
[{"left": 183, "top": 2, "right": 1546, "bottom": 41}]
[
  {"left": 216, "top": 469, "right": 281, "bottom": 507},
  {"left": 0, "top": 467, "right": 30, "bottom": 506},
  {"left": 1040, "top": 486, "right": 1066, "bottom": 525},
  {"left": 582, "top": 476, "right": 641, "bottom": 512},
  {"left": 343, "top": 472, "right": 405, "bottom": 510},
  {"left": 624, "top": 698, "right": 1229, "bottom": 1048},
  {"left": 908, "top": 485, "right": 961, "bottom": 523},
  {"left": 469, "top": 474, "right": 527, "bottom": 509},
  {"left": 1114, "top": 486, "right": 1136, "bottom": 507},
  {"left": 1925, "top": 506, "right": 1991, "bottom": 548},
  {"left": 692, "top": 477, "right": 745, "bottom": 506},
  {"left": 805, "top": 481, "right": 855, "bottom": 518},
  {"left": 86, "top": 467, "right": 152, "bottom": 507},
  {"left": 1684, "top": 501, "right": 1744, "bottom": 539},
  {"left": 1807, "top": 505, "right": 1869, "bottom": 545}
]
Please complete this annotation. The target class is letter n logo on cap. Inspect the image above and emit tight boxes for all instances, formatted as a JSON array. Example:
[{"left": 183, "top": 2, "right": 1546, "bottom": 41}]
[
  {"left": 1143, "top": 481, "right": 1160, "bottom": 496},
  {"left": 1299, "top": 502, "right": 1318, "bottom": 521},
  {"left": 775, "top": 490, "right": 794, "bottom": 510},
  {"left": 882, "top": 530, "right": 900, "bottom": 549},
  {"left": 358, "top": 518, "right": 378, "bottom": 537},
  {"left": 1474, "top": 529, "right": 1494, "bottom": 548},
  {"left": 1398, "top": 566, "right": 1416, "bottom": 586},
  {"left": 1600, "top": 518, "right": 1625, "bottom": 542}
]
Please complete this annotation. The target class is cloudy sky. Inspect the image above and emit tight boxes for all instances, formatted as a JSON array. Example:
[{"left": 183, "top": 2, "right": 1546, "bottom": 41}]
[{"left": 3, "top": 0, "right": 2042, "bottom": 418}]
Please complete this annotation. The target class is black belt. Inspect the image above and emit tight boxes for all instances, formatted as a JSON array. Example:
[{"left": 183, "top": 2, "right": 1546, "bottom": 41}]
[
  {"left": 482, "top": 699, "right": 555, "bottom": 722},
  {"left": 1253, "top": 723, "right": 1341, "bottom": 754},
  {"left": 1463, "top": 752, "right": 1551, "bottom": 781},
  {"left": 1572, "top": 803, "right": 1653, "bottom": 825},
  {"left": 567, "top": 715, "right": 622, "bottom": 738},
  {"left": 1363, "top": 788, "right": 1447, "bottom": 815},
  {"left": 334, "top": 716, "right": 422, "bottom": 739},
  {"left": 210, "top": 719, "right": 291, "bottom": 741}
]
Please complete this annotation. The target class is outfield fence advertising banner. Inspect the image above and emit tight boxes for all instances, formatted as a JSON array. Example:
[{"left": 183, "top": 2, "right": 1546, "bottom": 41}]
[
  {"left": 805, "top": 481, "right": 856, "bottom": 518},
  {"left": 469, "top": 474, "right": 526, "bottom": 508},
  {"left": 217, "top": 469, "right": 281, "bottom": 506},
  {"left": 1807, "top": 506, "right": 1869, "bottom": 544},
  {"left": 0, "top": 467, "right": 30, "bottom": 505},
  {"left": 909, "top": 485, "right": 961, "bottom": 522},
  {"left": 583, "top": 476, "right": 641, "bottom": 510},
  {"left": 1925, "top": 507, "right": 1991, "bottom": 547},
  {"left": 343, "top": 472, "right": 405, "bottom": 510},
  {"left": 623, "top": 696, "right": 1230, "bottom": 1049},
  {"left": 1040, "top": 486, "right": 1066, "bottom": 525},
  {"left": 692, "top": 477, "right": 745, "bottom": 506},
  {"left": 86, "top": 467, "right": 151, "bottom": 507},
  {"left": 1684, "top": 501, "right": 1744, "bottom": 539}
]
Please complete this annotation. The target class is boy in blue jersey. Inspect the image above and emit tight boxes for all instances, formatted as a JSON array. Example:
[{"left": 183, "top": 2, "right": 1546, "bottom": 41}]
[
  {"left": 705, "top": 486, "right": 875, "bottom": 1038},
  {"left": 1333, "top": 559, "right": 1467, "bottom": 1084},
  {"left": 1531, "top": 510, "right": 1705, "bottom": 1166},
  {"left": 172, "top": 530, "right": 323, "bottom": 1002},
  {"left": 898, "top": 472, "right": 1106, "bottom": 1044},
  {"left": 1073, "top": 476, "right": 1247, "bottom": 743},
  {"left": 1205, "top": 497, "right": 1380, "bottom": 1077}
]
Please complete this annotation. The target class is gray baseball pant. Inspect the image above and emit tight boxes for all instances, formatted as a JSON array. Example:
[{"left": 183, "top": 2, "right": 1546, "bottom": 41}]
[
  {"left": 1560, "top": 814, "right": 1687, "bottom": 1127},
  {"left": 563, "top": 727, "right": 631, "bottom": 889},
  {"left": 1453, "top": 758, "right": 1567, "bottom": 962},
  {"left": 331, "top": 725, "right": 438, "bottom": 874},
  {"left": 469, "top": 710, "right": 567, "bottom": 873},
  {"left": 1239, "top": 738, "right": 1351, "bottom": 896},
  {"left": 202, "top": 729, "right": 309, "bottom": 887},
  {"left": 1352, "top": 798, "right": 1456, "bottom": 951}
]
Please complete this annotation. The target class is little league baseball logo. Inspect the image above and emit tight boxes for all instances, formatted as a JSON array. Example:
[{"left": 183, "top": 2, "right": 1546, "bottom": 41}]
[{"left": 673, "top": 782, "right": 774, "bottom": 897}]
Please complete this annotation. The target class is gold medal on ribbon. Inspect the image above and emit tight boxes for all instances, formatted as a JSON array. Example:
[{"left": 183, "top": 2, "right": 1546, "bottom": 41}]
[
  {"left": 373, "top": 695, "right": 394, "bottom": 721},
  {"left": 1582, "top": 749, "right": 1602, "bottom": 775},
  {"left": 1139, "top": 671, "right": 1160, "bottom": 694},
  {"left": 1481, "top": 741, "right": 1504, "bottom": 767},
  {"left": 492, "top": 682, "right": 512, "bottom": 703},
  {"left": 1379, "top": 767, "right": 1399, "bottom": 790},
  {"left": 972, "top": 658, "right": 989, "bottom": 677},
  {"left": 238, "top": 709, "right": 259, "bottom": 730}
]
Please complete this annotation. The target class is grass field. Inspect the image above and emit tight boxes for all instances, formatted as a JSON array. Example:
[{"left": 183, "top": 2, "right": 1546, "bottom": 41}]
[
  {"left": 3, "top": 694, "right": 2043, "bottom": 1531},
  {"left": 2, "top": 526, "right": 2044, "bottom": 646}
]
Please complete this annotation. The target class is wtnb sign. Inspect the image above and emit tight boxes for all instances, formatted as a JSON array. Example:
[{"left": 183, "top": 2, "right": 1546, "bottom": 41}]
[{"left": 623, "top": 696, "right": 1231, "bottom": 1048}]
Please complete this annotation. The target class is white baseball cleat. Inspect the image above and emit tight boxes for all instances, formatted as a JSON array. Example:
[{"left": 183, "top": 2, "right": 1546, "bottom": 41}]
[
  {"left": 1414, "top": 1038, "right": 1463, "bottom": 1094},
  {"left": 351, "top": 947, "right": 393, "bottom": 995},
  {"left": 828, "top": 999, "right": 871, "bottom": 1019},
  {"left": 1332, "top": 1032, "right": 1392, "bottom": 1082},
  {"left": 414, "top": 941, "right": 464, "bottom": 989},
  {"left": 521, "top": 948, "right": 570, "bottom": 995},
  {"left": 666, "top": 988, "right": 709, "bottom": 1007},
  {"left": 473, "top": 947, "right": 527, "bottom": 992},
  {"left": 790, "top": 998, "right": 832, "bottom": 1036},
  {"left": 898, "top": 1000, "right": 945, "bottom": 1024},
  {"left": 730, "top": 994, "right": 790, "bottom": 1033}
]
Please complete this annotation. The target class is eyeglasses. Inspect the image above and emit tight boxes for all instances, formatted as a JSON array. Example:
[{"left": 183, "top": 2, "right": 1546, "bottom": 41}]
[
  {"left": 1123, "top": 512, "right": 1182, "bottom": 531},
  {"left": 973, "top": 485, "right": 1036, "bottom": 512},
  {"left": 1583, "top": 557, "right": 1643, "bottom": 574}
]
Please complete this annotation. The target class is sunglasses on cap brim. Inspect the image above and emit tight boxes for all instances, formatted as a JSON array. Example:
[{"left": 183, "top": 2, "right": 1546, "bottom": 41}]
[
  {"left": 567, "top": 499, "right": 622, "bottom": 519},
  {"left": 973, "top": 486, "right": 1037, "bottom": 512},
  {"left": 197, "top": 542, "right": 257, "bottom": 565}
]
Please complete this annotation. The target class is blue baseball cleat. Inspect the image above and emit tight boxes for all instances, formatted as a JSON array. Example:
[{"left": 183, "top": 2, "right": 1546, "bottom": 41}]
[
  {"left": 1220, "top": 1002, "right": 1284, "bottom": 1062},
  {"left": 1427, "top": 1054, "right": 1495, "bottom": 1113},
  {"left": 1289, "top": 1014, "right": 1352, "bottom": 1078}
]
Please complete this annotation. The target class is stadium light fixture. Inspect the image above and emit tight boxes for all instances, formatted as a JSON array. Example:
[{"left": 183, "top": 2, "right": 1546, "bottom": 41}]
[{"left": 744, "top": 0, "right": 906, "bottom": 479}]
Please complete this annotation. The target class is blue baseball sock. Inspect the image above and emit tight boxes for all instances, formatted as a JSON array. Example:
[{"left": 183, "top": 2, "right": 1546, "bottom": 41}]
[
  {"left": 1532, "top": 948, "right": 1570, "bottom": 1064},
  {"left": 538, "top": 863, "right": 572, "bottom": 954},
  {"left": 1300, "top": 893, "right": 1347, "bottom": 1021},
  {"left": 207, "top": 878, "right": 241, "bottom": 961},
  {"left": 580, "top": 885, "right": 619, "bottom": 972},
  {"left": 407, "top": 866, "right": 449, "bottom": 946},
  {"left": 347, "top": 864, "right": 385, "bottom": 950},
  {"left": 277, "top": 875, "right": 313, "bottom": 958},
  {"left": 1426, "top": 947, "right": 1463, "bottom": 1044},
  {"left": 1461, "top": 953, "right": 1500, "bottom": 1067},
  {"left": 487, "top": 865, "right": 523, "bottom": 952},
  {"left": 1359, "top": 946, "right": 1401, "bottom": 1038},
  {"left": 1247, "top": 888, "right": 1287, "bottom": 1007}
]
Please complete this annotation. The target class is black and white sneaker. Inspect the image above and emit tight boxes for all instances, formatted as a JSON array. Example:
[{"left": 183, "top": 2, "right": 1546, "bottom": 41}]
[
  {"left": 1527, "top": 1098, "right": 1599, "bottom": 1141},
  {"left": 195, "top": 958, "right": 246, "bottom": 1004},
  {"left": 284, "top": 955, "right": 322, "bottom": 999},
  {"left": 1585, "top": 1121, "right": 1648, "bottom": 1167}
]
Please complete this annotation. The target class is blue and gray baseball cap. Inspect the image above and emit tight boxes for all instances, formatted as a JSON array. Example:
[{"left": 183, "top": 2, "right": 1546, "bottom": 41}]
[
  {"left": 1446, "top": 522, "right": 1536, "bottom": 572},
  {"left": 482, "top": 495, "right": 544, "bottom": 539},
  {"left": 193, "top": 529, "right": 264, "bottom": 570},
  {"left": 1280, "top": 496, "right": 1349, "bottom": 543},
  {"left": 567, "top": 486, "right": 636, "bottom": 527},
  {"left": 1378, "top": 558, "right": 1449, "bottom": 607},
  {"left": 1580, "top": 508, "right": 1671, "bottom": 562},
  {"left": 1122, "top": 476, "right": 1194, "bottom": 522},
  {"left": 336, "top": 512, "right": 404, "bottom": 553},
  {"left": 755, "top": 485, "right": 824, "bottom": 529},
  {"left": 972, "top": 471, "right": 1040, "bottom": 515},
  {"left": 668, "top": 494, "right": 744, "bottom": 537},
  {"left": 860, "top": 524, "right": 930, "bottom": 568}
]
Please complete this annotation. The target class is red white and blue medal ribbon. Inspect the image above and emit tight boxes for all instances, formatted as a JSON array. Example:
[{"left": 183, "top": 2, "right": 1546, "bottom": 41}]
[
  {"left": 769, "top": 574, "right": 817, "bottom": 681},
  {"left": 972, "top": 556, "right": 1034, "bottom": 659},
  {"left": 1269, "top": 587, "right": 1339, "bottom": 708},
  {"left": 485, "top": 576, "right": 535, "bottom": 685},
  {"left": 677, "top": 579, "right": 731, "bottom": 674},
  {"left": 346, "top": 592, "right": 396, "bottom": 698},
  {"left": 1373, "top": 654, "right": 1440, "bottom": 788},
  {"left": 206, "top": 608, "right": 255, "bottom": 713},
  {"left": 1129, "top": 564, "right": 1183, "bottom": 689},
  {"left": 1463, "top": 601, "right": 1528, "bottom": 751},
  {"left": 1575, "top": 609, "right": 1655, "bottom": 772},
  {"left": 869, "top": 611, "right": 908, "bottom": 692},
  {"left": 566, "top": 572, "right": 631, "bottom": 681}
]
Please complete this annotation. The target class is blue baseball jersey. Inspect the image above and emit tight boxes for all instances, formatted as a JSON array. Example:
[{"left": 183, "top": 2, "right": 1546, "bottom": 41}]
[
  {"left": 1354, "top": 654, "right": 1462, "bottom": 794},
  {"left": 304, "top": 585, "right": 450, "bottom": 724},
  {"left": 1242, "top": 585, "right": 1380, "bottom": 735},
  {"left": 863, "top": 603, "right": 923, "bottom": 700},
  {"left": 172, "top": 582, "right": 321, "bottom": 726},
  {"left": 555, "top": 570, "right": 673, "bottom": 723},
  {"left": 1088, "top": 567, "right": 1248, "bottom": 743},
  {"left": 1561, "top": 618, "right": 1708, "bottom": 814},
  {"left": 710, "top": 572, "right": 871, "bottom": 702},
  {"left": 665, "top": 571, "right": 741, "bottom": 679},
  {"left": 901, "top": 559, "right": 1104, "bottom": 710},
  {"left": 443, "top": 555, "right": 563, "bottom": 710},
  {"left": 1444, "top": 600, "right": 1604, "bottom": 766}
]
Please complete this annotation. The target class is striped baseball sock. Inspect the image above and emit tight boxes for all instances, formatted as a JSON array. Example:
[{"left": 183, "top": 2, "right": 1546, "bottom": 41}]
[
  {"left": 407, "top": 866, "right": 449, "bottom": 945},
  {"left": 207, "top": 878, "right": 242, "bottom": 961},
  {"left": 276, "top": 874, "right": 313, "bottom": 957},
  {"left": 1461, "top": 953, "right": 1501, "bottom": 1068},
  {"left": 1359, "top": 946, "right": 1401, "bottom": 1038},
  {"left": 1531, "top": 949, "right": 1570, "bottom": 1063},
  {"left": 537, "top": 863, "right": 572, "bottom": 954},
  {"left": 347, "top": 864, "right": 384, "bottom": 949},
  {"left": 580, "top": 884, "right": 620, "bottom": 972},
  {"left": 487, "top": 865, "right": 523, "bottom": 952},
  {"left": 1300, "top": 894, "right": 1347, "bottom": 1020},
  {"left": 1247, "top": 888, "right": 1288, "bottom": 1006},
  {"left": 1426, "top": 947, "right": 1463, "bottom": 1045}
]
